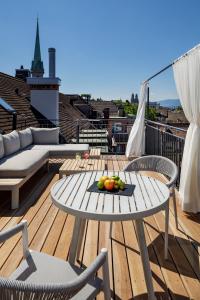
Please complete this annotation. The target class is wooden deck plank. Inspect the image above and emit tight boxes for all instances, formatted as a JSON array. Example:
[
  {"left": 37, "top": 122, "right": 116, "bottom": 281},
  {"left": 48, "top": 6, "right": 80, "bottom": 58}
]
[
  {"left": 0, "top": 156, "right": 200, "bottom": 299},
  {"left": 0, "top": 174, "right": 56, "bottom": 276},
  {"left": 54, "top": 214, "right": 75, "bottom": 260},
  {"left": 144, "top": 214, "right": 189, "bottom": 299},
  {"left": 123, "top": 220, "right": 170, "bottom": 299},
  {"left": 167, "top": 206, "right": 200, "bottom": 280},
  {"left": 153, "top": 211, "right": 200, "bottom": 300},
  {"left": 169, "top": 191, "right": 200, "bottom": 245},
  {"left": 2, "top": 196, "right": 53, "bottom": 274},
  {"left": 30, "top": 204, "right": 59, "bottom": 251},
  {"left": 82, "top": 220, "right": 99, "bottom": 266},
  {"left": 97, "top": 221, "right": 114, "bottom": 300},
  {"left": 112, "top": 221, "right": 133, "bottom": 299},
  {"left": 122, "top": 220, "right": 148, "bottom": 297},
  {"left": 41, "top": 209, "right": 67, "bottom": 256}
]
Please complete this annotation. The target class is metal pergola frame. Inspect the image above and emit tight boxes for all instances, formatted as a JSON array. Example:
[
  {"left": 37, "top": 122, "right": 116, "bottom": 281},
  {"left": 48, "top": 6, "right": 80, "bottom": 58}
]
[{"left": 144, "top": 62, "right": 173, "bottom": 118}]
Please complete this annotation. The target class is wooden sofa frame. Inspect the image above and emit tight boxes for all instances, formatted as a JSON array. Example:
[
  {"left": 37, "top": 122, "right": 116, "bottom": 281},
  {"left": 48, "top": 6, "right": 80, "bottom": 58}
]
[{"left": 0, "top": 159, "right": 48, "bottom": 209}]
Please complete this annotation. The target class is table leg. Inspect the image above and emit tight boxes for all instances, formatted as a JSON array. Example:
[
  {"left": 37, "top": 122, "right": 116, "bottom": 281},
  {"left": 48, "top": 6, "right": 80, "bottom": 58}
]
[
  {"left": 76, "top": 219, "right": 86, "bottom": 259},
  {"left": 69, "top": 217, "right": 82, "bottom": 264},
  {"left": 135, "top": 219, "right": 156, "bottom": 300}
]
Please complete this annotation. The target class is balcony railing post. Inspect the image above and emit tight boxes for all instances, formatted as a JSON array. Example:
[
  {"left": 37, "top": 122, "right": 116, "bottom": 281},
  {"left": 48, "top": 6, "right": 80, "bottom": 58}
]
[
  {"left": 12, "top": 112, "right": 17, "bottom": 130},
  {"left": 161, "top": 131, "right": 163, "bottom": 156},
  {"left": 147, "top": 86, "right": 150, "bottom": 119},
  {"left": 76, "top": 120, "right": 80, "bottom": 144}
]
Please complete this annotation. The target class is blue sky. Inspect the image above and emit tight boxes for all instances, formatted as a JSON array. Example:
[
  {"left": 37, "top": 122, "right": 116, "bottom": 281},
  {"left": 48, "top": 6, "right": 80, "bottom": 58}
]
[{"left": 1, "top": 0, "right": 200, "bottom": 101}]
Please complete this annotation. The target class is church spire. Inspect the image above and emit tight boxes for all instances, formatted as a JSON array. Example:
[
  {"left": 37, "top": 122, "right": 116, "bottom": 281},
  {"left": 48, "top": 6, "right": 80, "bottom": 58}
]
[{"left": 31, "top": 18, "right": 44, "bottom": 77}]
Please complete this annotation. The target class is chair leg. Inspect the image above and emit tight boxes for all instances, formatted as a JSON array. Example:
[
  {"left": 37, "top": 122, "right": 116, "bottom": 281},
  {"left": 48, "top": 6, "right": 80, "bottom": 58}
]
[
  {"left": 172, "top": 187, "right": 178, "bottom": 229},
  {"left": 102, "top": 249, "right": 111, "bottom": 300},
  {"left": 164, "top": 201, "right": 169, "bottom": 260}
]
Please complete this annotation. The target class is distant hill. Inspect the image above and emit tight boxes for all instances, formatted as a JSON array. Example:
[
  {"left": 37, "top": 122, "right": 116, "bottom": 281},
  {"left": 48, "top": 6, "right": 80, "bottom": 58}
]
[{"left": 156, "top": 99, "right": 181, "bottom": 108}]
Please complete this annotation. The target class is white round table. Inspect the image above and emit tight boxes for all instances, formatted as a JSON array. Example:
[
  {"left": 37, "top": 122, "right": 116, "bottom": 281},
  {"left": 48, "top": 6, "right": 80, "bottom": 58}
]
[{"left": 51, "top": 170, "right": 170, "bottom": 300}]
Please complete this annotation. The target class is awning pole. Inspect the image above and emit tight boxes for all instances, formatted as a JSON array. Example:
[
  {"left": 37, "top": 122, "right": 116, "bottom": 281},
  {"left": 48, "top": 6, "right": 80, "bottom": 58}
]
[
  {"left": 144, "top": 62, "right": 173, "bottom": 83},
  {"left": 144, "top": 62, "right": 173, "bottom": 119},
  {"left": 147, "top": 86, "right": 150, "bottom": 118}
]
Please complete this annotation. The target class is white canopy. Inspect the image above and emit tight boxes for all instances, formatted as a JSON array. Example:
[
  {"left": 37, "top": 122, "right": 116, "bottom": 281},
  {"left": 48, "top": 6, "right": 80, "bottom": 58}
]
[
  {"left": 173, "top": 44, "right": 200, "bottom": 213},
  {"left": 126, "top": 82, "right": 148, "bottom": 157}
]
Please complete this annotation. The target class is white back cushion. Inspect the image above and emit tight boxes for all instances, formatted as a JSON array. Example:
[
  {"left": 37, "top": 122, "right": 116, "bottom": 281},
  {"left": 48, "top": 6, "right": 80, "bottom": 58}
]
[
  {"left": 0, "top": 135, "right": 4, "bottom": 159},
  {"left": 18, "top": 128, "right": 33, "bottom": 149},
  {"left": 31, "top": 127, "right": 59, "bottom": 145},
  {"left": 3, "top": 130, "right": 20, "bottom": 156}
]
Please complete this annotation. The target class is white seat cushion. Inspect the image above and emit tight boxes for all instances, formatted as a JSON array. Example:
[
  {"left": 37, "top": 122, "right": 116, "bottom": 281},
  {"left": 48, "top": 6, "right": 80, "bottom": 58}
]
[
  {"left": 0, "top": 149, "right": 49, "bottom": 178},
  {"left": 27, "top": 144, "right": 89, "bottom": 157}
]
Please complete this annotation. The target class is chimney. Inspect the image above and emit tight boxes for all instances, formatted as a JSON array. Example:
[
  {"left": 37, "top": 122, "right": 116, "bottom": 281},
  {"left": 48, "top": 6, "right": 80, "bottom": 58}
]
[
  {"left": 103, "top": 108, "right": 110, "bottom": 119},
  {"left": 48, "top": 48, "right": 56, "bottom": 78}
]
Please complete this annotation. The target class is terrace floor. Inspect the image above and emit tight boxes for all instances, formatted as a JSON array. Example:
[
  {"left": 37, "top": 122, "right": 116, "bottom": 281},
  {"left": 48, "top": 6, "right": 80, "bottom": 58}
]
[{"left": 0, "top": 155, "right": 200, "bottom": 299}]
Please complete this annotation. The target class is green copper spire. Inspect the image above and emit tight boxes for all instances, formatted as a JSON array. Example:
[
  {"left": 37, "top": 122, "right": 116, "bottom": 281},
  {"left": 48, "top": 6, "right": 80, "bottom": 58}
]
[{"left": 31, "top": 18, "right": 44, "bottom": 77}]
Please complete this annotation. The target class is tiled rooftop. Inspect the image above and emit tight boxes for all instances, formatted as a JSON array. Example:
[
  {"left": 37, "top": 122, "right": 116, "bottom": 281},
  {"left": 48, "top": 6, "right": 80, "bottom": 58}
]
[
  {"left": 0, "top": 72, "right": 41, "bottom": 132},
  {"left": 0, "top": 72, "right": 91, "bottom": 142},
  {"left": 89, "top": 100, "right": 119, "bottom": 116}
]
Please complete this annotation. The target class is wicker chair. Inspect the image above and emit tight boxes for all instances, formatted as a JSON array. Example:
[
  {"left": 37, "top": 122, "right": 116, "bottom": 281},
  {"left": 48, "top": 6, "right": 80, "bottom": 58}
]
[
  {"left": 0, "top": 221, "right": 111, "bottom": 300},
  {"left": 123, "top": 155, "right": 178, "bottom": 259}
]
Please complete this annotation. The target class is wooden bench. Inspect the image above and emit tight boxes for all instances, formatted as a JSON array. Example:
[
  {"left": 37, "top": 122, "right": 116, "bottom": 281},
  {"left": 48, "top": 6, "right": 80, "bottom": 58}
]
[
  {"left": 89, "top": 148, "right": 101, "bottom": 159},
  {"left": 59, "top": 158, "right": 105, "bottom": 178}
]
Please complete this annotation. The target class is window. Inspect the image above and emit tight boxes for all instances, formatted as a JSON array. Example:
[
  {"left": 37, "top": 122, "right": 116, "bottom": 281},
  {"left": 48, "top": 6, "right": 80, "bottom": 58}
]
[{"left": 0, "top": 98, "right": 16, "bottom": 113}]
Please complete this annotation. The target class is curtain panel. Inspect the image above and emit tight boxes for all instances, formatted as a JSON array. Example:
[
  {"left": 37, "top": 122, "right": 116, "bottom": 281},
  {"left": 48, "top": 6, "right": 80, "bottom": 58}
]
[
  {"left": 173, "top": 46, "right": 200, "bottom": 213},
  {"left": 126, "top": 82, "right": 148, "bottom": 158}
]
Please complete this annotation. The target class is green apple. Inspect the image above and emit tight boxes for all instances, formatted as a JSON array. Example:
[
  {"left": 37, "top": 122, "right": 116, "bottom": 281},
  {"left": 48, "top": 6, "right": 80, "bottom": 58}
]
[{"left": 97, "top": 181, "right": 104, "bottom": 190}]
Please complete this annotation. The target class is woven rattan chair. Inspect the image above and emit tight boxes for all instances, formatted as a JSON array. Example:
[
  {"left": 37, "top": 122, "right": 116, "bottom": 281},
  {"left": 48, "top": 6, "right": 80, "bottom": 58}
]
[
  {"left": 123, "top": 155, "right": 178, "bottom": 227},
  {"left": 0, "top": 220, "right": 111, "bottom": 300},
  {"left": 123, "top": 155, "right": 178, "bottom": 259}
]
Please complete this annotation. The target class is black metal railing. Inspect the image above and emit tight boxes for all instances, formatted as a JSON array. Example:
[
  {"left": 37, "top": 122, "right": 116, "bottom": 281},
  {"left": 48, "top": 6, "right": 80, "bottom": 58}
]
[
  {"left": 12, "top": 116, "right": 134, "bottom": 154},
  {"left": 1, "top": 115, "right": 188, "bottom": 178},
  {"left": 145, "top": 120, "right": 187, "bottom": 183},
  {"left": 74, "top": 118, "right": 134, "bottom": 154}
]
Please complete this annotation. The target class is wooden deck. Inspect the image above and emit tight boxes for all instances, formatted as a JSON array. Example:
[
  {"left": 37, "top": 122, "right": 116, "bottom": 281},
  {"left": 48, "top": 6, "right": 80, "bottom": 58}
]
[{"left": 0, "top": 155, "right": 200, "bottom": 299}]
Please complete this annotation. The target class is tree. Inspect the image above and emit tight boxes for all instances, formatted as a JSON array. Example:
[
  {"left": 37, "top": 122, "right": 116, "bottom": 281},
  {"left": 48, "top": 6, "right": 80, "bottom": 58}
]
[
  {"left": 124, "top": 102, "right": 138, "bottom": 115},
  {"left": 113, "top": 99, "right": 123, "bottom": 107},
  {"left": 145, "top": 107, "right": 156, "bottom": 121}
]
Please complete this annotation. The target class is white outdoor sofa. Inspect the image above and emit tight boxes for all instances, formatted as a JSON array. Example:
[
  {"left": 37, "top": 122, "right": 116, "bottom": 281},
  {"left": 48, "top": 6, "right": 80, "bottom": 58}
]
[{"left": 0, "top": 127, "right": 89, "bottom": 209}]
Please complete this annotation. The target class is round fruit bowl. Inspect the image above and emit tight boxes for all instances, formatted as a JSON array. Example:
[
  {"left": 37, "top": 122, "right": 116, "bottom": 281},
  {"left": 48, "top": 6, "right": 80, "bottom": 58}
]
[{"left": 97, "top": 175, "right": 125, "bottom": 192}]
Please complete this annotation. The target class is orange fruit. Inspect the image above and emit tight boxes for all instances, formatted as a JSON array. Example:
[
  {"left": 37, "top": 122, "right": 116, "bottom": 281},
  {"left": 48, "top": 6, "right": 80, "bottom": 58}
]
[{"left": 104, "top": 179, "right": 114, "bottom": 191}]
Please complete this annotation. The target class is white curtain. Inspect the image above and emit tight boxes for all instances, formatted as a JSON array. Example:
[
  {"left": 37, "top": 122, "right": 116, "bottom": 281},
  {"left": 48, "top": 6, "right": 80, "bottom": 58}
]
[
  {"left": 126, "top": 82, "right": 148, "bottom": 157},
  {"left": 173, "top": 45, "right": 200, "bottom": 213}
]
